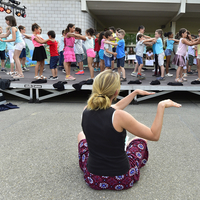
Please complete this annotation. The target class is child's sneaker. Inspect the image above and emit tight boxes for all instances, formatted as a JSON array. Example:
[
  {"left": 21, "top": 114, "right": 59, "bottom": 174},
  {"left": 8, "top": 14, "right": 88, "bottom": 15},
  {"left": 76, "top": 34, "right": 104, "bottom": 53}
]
[
  {"left": 157, "top": 76, "right": 165, "bottom": 81},
  {"left": 165, "top": 73, "right": 173, "bottom": 77},
  {"left": 131, "top": 72, "right": 137, "bottom": 77},
  {"left": 1, "top": 68, "right": 7, "bottom": 73},
  {"left": 62, "top": 69, "right": 66, "bottom": 73},
  {"left": 65, "top": 75, "right": 76, "bottom": 81},
  {"left": 120, "top": 77, "right": 127, "bottom": 82},
  {"left": 22, "top": 66, "right": 29, "bottom": 71},
  {"left": 137, "top": 74, "right": 145, "bottom": 80},
  {"left": 187, "top": 71, "right": 193, "bottom": 75},
  {"left": 94, "top": 68, "right": 98, "bottom": 72},
  {"left": 74, "top": 67, "right": 80, "bottom": 71},
  {"left": 75, "top": 70, "right": 84, "bottom": 75}
]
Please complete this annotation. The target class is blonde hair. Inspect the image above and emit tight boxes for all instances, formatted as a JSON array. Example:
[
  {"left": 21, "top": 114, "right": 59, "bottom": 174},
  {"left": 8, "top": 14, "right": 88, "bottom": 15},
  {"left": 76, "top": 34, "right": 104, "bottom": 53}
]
[
  {"left": 156, "top": 29, "right": 164, "bottom": 43},
  {"left": 87, "top": 70, "right": 121, "bottom": 110},
  {"left": 118, "top": 29, "right": 126, "bottom": 36}
]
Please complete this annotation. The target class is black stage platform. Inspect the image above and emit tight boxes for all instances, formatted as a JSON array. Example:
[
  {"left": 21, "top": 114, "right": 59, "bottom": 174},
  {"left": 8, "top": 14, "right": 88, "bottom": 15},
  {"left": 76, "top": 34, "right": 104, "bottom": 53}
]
[{"left": 0, "top": 65, "right": 200, "bottom": 103}]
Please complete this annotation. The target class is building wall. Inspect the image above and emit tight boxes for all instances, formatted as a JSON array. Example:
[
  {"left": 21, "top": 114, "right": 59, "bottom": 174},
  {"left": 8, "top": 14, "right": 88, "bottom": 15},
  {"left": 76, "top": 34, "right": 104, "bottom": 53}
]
[{"left": 0, "top": 0, "right": 95, "bottom": 35}]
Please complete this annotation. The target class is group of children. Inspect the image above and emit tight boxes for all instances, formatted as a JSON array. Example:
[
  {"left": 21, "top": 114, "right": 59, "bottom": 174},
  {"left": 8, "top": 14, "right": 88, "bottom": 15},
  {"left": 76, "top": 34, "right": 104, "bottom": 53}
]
[{"left": 1, "top": 16, "right": 200, "bottom": 83}]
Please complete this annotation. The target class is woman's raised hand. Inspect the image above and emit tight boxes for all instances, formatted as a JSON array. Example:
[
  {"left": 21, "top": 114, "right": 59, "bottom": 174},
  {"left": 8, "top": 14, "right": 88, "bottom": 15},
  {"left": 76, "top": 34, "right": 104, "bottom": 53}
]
[
  {"left": 159, "top": 99, "right": 182, "bottom": 108},
  {"left": 135, "top": 89, "right": 155, "bottom": 96}
]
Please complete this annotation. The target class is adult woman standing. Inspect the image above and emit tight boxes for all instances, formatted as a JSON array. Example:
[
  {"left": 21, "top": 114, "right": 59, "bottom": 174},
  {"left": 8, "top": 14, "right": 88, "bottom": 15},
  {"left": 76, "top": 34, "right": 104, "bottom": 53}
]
[{"left": 78, "top": 70, "right": 181, "bottom": 190}]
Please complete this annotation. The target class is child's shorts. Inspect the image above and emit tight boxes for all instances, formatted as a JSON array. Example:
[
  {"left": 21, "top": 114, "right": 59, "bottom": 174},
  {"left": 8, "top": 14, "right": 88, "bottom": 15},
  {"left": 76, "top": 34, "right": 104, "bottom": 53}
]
[
  {"left": 19, "top": 48, "right": 26, "bottom": 58},
  {"left": 99, "top": 49, "right": 104, "bottom": 60},
  {"left": 136, "top": 55, "right": 143, "bottom": 65},
  {"left": 86, "top": 48, "right": 95, "bottom": 58},
  {"left": 50, "top": 56, "right": 59, "bottom": 69},
  {"left": 15, "top": 41, "right": 25, "bottom": 51},
  {"left": 104, "top": 54, "right": 112, "bottom": 67},
  {"left": 158, "top": 52, "right": 164, "bottom": 66},
  {"left": 0, "top": 50, "right": 5, "bottom": 60},
  {"left": 76, "top": 54, "right": 83, "bottom": 63},
  {"left": 94, "top": 51, "right": 99, "bottom": 63},
  {"left": 78, "top": 138, "right": 149, "bottom": 190},
  {"left": 165, "top": 49, "right": 172, "bottom": 56},
  {"left": 117, "top": 56, "right": 125, "bottom": 67}
]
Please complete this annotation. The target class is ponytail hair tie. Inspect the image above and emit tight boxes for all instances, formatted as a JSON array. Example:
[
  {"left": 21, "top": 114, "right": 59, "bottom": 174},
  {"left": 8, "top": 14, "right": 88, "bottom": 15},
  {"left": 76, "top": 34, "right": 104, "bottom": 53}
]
[{"left": 97, "top": 94, "right": 105, "bottom": 98}]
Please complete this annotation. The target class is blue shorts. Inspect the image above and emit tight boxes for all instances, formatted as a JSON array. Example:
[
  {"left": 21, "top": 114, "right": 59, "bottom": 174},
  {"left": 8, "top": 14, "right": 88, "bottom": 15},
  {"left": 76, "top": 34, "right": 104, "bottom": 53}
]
[
  {"left": 117, "top": 56, "right": 125, "bottom": 68},
  {"left": 0, "top": 50, "right": 5, "bottom": 60},
  {"left": 19, "top": 48, "right": 26, "bottom": 58},
  {"left": 165, "top": 49, "right": 172, "bottom": 56},
  {"left": 103, "top": 54, "right": 112, "bottom": 67},
  {"left": 136, "top": 55, "right": 143, "bottom": 65},
  {"left": 50, "top": 56, "right": 59, "bottom": 69},
  {"left": 99, "top": 49, "right": 104, "bottom": 60}
]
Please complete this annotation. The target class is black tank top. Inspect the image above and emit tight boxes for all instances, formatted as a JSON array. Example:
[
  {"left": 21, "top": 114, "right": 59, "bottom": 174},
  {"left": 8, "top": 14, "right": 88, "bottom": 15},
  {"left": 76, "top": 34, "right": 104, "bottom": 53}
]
[{"left": 82, "top": 107, "right": 130, "bottom": 176}]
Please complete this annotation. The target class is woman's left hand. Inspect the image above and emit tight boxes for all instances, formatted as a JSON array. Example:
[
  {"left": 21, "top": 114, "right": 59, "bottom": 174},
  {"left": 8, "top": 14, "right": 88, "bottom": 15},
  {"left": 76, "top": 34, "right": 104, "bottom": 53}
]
[
  {"left": 0, "top": 38, "right": 3, "bottom": 42},
  {"left": 135, "top": 89, "right": 155, "bottom": 96}
]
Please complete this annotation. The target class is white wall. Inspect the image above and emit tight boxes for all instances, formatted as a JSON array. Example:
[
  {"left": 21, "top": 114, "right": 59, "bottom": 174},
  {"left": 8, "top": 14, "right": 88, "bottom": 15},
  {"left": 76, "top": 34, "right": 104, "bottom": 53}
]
[{"left": 0, "top": 0, "right": 95, "bottom": 35}]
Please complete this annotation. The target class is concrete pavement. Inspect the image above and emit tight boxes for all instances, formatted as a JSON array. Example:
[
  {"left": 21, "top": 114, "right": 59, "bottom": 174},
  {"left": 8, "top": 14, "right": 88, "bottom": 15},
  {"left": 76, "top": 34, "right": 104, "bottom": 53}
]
[{"left": 0, "top": 91, "right": 200, "bottom": 200}]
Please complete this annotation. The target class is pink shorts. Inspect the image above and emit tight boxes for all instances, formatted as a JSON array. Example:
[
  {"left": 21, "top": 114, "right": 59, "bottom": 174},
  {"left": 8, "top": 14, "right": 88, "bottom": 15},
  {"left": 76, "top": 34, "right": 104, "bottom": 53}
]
[{"left": 86, "top": 48, "right": 95, "bottom": 58}]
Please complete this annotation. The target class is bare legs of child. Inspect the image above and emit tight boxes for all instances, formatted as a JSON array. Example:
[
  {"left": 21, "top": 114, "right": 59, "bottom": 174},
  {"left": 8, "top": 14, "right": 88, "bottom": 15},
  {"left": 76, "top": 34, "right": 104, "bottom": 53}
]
[
  {"left": 64, "top": 61, "right": 76, "bottom": 81},
  {"left": 165, "top": 55, "right": 173, "bottom": 77},
  {"left": 196, "top": 58, "right": 200, "bottom": 81},
  {"left": 75, "top": 61, "right": 84, "bottom": 75},
  {"left": 34, "top": 60, "right": 46, "bottom": 79},
  {"left": 87, "top": 57, "right": 94, "bottom": 79},
  {"left": 131, "top": 62, "right": 138, "bottom": 76},
  {"left": 13, "top": 50, "right": 24, "bottom": 78},
  {"left": 51, "top": 68, "right": 58, "bottom": 78},
  {"left": 100, "top": 60, "right": 105, "bottom": 72}
]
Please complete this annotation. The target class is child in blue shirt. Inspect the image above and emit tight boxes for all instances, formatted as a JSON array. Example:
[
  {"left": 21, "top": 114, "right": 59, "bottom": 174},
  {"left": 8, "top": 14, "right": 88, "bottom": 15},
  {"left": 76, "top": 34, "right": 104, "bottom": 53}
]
[
  {"left": 0, "top": 27, "right": 6, "bottom": 72},
  {"left": 153, "top": 29, "right": 165, "bottom": 81},
  {"left": 104, "top": 29, "right": 127, "bottom": 82}
]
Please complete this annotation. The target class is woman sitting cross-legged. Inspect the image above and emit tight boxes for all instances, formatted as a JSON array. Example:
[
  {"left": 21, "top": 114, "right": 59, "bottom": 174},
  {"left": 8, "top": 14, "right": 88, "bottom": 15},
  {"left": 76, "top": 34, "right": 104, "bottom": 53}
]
[{"left": 78, "top": 69, "right": 181, "bottom": 190}]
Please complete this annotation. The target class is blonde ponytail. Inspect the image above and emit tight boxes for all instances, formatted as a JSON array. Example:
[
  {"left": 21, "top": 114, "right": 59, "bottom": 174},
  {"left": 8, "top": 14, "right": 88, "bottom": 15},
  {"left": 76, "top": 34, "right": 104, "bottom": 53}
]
[{"left": 87, "top": 70, "right": 120, "bottom": 110}]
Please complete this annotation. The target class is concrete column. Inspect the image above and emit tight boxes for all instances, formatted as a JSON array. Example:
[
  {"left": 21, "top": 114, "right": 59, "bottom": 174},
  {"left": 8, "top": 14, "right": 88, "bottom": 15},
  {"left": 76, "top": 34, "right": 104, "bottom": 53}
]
[{"left": 171, "top": 21, "right": 176, "bottom": 36}]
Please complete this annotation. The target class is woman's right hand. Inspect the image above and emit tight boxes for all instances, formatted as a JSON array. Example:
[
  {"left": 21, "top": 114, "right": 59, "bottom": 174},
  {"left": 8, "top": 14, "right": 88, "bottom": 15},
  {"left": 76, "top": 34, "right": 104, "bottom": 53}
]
[{"left": 159, "top": 99, "right": 182, "bottom": 108}]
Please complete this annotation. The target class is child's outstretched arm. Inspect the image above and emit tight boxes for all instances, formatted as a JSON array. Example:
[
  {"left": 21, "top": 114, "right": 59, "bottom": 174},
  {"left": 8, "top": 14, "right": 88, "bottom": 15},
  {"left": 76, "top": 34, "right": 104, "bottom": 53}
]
[
  {"left": 112, "top": 89, "right": 155, "bottom": 110},
  {"left": 105, "top": 48, "right": 117, "bottom": 57},
  {"left": 103, "top": 40, "right": 118, "bottom": 46},
  {"left": 34, "top": 37, "right": 50, "bottom": 44},
  {"left": 23, "top": 33, "right": 32, "bottom": 40},
  {"left": 0, "top": 31, "right": 11, "bottom": 39}
]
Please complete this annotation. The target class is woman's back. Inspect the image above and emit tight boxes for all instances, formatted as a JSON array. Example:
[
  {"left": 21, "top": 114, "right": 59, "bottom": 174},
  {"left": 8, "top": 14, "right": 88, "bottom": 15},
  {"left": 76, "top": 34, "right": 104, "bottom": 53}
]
[{"left": 82, "top": 107, "right": 129, "bottom": 176}]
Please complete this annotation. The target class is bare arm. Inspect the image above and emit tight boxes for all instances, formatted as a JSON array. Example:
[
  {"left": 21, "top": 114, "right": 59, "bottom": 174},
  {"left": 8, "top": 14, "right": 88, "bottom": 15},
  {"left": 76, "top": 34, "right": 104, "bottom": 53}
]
[
  {"left": 23, "top": 33, "right": 32, "bottom": 40},
  {"left": 182, "top": 38, "right": 200, "bottom": 46},
  {"left": 105, "top": 48, "right": 117, "bottom": 56},
  {"left": 0, "top": 27, "right": 16, "bottom": 42},
  {"left": 104, "top": 40, "right": 118, "bottom": 46},
  {"left": 112, "top": 89, "right": 155, "bottom": 110},
  {"left": 114, "top": 100, "right": 181, "bottom": 141},
  {"left": 0, "top": 31, "right": 11, "bottom": 38},
  {"left": 34, "top": 37, "right": 50, "bottom": 44}
]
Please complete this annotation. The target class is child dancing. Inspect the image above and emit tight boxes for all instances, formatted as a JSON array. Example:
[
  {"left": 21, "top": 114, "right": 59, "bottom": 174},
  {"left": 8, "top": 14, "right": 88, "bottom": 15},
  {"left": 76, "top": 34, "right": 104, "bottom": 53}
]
[{"left": 172, "top": 28, "right": 200, "bottom": 82}]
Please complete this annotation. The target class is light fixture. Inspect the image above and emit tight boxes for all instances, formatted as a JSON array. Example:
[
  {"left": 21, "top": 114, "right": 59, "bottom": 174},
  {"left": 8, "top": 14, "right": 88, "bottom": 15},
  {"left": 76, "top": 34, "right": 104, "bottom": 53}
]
[
  {"left": 9, "top": 0, "right": 20, "bottom": 5},
  {"left": 15, "top": 11, "right": 21, "bottom": 16},
  {"left": 21, "top": 12, "right": 26, "bottom": 18},
  {"left": 5, "top": 7, "right": 12, "bottom": 14},
  {"left": 0, "top": 6, "right": 4, "bottom": 12}
]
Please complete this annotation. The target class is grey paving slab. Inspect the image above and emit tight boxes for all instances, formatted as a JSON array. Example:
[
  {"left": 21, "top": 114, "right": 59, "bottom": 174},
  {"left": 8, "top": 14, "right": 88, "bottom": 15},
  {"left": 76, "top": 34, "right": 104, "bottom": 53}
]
[{"left": 0, "top": 92, "right": 200, "bottom": 200}]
